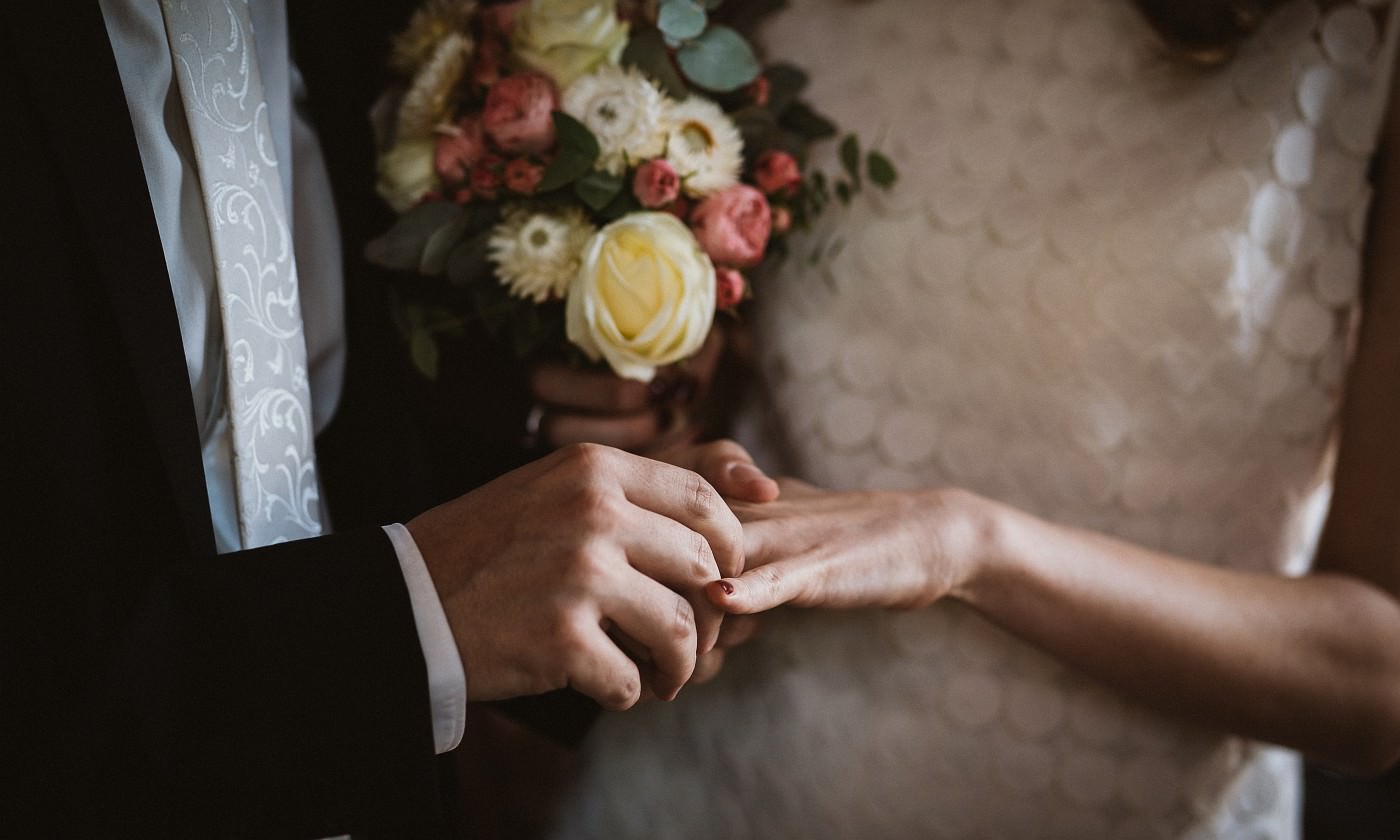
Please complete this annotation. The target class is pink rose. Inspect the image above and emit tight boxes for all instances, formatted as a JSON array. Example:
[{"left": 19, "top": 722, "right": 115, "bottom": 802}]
[
  {"left": 754, "top": 150, "right": 801, "bottom": 197},
  {"left": 715, "top": 268, "right": 746, "bottom": 309},
  {"left": 504, "top": 157, "right": 545, "bottom": 194},
  {"left": 434, "top": 116, "right": 487, "bottom": 184},
  {"left": 483, "top": 72, "right": 559, "bottom": 155},
  {"left": 632, "top": 159, "right": 680, "bottom": 208},
  {"left": 690, "top": 184, "right": 772, "bottom": 268}
]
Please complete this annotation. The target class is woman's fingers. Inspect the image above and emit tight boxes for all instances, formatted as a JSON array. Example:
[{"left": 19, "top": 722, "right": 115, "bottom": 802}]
[
  {"left": 659, "top": 439, "right": 781, "bottom": 503},
  {"left": 532, "top": 364, "right": 652, "bottom": 413},
  {"left": 707, "top": 556, "right": 816, "bottom": 614}
]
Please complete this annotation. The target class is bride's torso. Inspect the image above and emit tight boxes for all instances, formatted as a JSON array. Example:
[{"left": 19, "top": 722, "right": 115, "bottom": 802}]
[{"left": 553, "top": 1, "right": 1396, "bottom": 837}]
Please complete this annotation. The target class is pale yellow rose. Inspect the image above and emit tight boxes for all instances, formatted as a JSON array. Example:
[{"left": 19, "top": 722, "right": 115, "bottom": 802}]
[
  {"left": 566, "top": 212, "right": 716, "bottom": 382},
  {"left": 511, "top": 0, "right": 629, "bottom": 89},
  {"left": 376, "top": 139, "right": 437, "bottom": 213}
]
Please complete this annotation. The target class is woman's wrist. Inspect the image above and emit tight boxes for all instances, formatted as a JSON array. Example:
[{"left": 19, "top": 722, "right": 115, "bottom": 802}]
[{"left": 937, "top": 488, "right": 1017, "bottom": 608}]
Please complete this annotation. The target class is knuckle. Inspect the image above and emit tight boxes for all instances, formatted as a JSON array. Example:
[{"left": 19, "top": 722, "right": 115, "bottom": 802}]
[
  {"left": 603, "top": 671, "right": 641, "bottom": 711},
  {"left": 671, "top": 596, "right": 698, "bottom": 646},
  {"left": 692, "top": 529, "right": 719, "bottom": 579},
  {"left": 561, "top": 543, "right": 610, "bottom": 588},
  {"left": 560, "top": 441, "right": 611, "bottom": 475},
  {"left": 687, "top": 471, "right": 717, "bottom": 517}
]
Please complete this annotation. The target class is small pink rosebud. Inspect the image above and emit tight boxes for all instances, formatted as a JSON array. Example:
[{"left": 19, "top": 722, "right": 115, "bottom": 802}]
[
  {"left": 770, "top": 204, "right": 792, "bottom": 235},
  {"left": 747, "top": 75, "right": 771, "bottom": 107},
  {"left": 690, "top": 184, "right": 772, "bottom": 268},
  {"left": 715, "top": 268, "right": 746, "bottom": 309},
  {"left": 504, "top": 157, "right": 545, "bottom": 194},
  {"left": 754, "top": 150, "right": 801, "bottom": 197},
  {"left": 470, "top": 154, "right": 504, "bottom": 200},
  {"left": 632, "top": 159, "right": 681, "bottom": 208},
  {"left": 434, "top": 116, "right": 487, "bottom": 184},
  {"left": 453, "top": 187, "right": 473, "bottom": 204},
  {"left": 483, "top": 71, "right": 560, "bottom": 155}
]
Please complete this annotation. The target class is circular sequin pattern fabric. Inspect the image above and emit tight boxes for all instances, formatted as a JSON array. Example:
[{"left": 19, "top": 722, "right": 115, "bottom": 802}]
[{"left": 553, "top": 2, "right": 1396, "bottom": 837}]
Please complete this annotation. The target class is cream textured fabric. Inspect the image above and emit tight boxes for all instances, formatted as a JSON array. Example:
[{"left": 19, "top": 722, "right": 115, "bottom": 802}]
[
  {"left": 161, "top": 0, "right": 322, "bottom": 547},
  {"left": 553, "top": 1, "right": 1398, "bottom": 838}
]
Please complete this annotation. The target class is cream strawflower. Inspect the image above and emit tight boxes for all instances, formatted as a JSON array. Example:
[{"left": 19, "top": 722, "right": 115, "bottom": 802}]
[
  {"left": 563, "top": 65, "right": 668, "bottom": 176},
  {"left": 666, "top": 97, "right": 744, "bottom": 197},
  {"left": 390, "top": 0, "right": 477, "bottom": 76},
  {"left": 488, "top": 207, "right": 595, "bottom": 302},
  {"left": 512, "top": 0, "right": 630, "bottom": 89},
  {"left": 396, "top": 32, "right": 474, "bottom": 141},
  {"left": 566, "top": 212, "right": 716, "bottom": 382}
]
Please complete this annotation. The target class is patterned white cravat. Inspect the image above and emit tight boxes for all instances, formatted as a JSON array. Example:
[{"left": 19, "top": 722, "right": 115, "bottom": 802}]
[{"left": 161, "top": 0, "right": 323, "bottom": 548}]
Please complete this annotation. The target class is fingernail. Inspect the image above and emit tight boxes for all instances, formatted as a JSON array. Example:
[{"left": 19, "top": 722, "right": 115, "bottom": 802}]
[
  {"left": 716, "top": 580, "right": 735, "bottom": 596},
  {"left": 729, "top": 463, "right": 765, "bottom": 483}
]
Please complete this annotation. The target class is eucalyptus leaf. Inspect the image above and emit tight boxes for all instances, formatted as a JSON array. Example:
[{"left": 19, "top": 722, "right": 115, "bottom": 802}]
[
  {"left": 575, "top": 169, "right": 625, "bottom": 211},
  {"left": 419, "top": 208, "right": 474, "bottom": 275},
  {"left": 364, "top": 202, "right": 463, "bottom": 271},
  {"left": 867, "top": 151, "right": 898, "bottom": 188},
  {"left": 763, "top": 63, "right": 809, "bottom": 116},
  {"left": 702, "top": 0, "right": 724, "bottom": 8},
  {"left": 676, "top": 25, "right": 760, "bottom": 92},
  {"left": 839, "top": 135, "right": 861, "bottom": 188},
  {"left": 446, "top": 231, "right": 494, "bottom": 287},
  {"left": 658, "top": 0, "right": 707, "bottom": 40},
  {"left": 536, "top": 112, "right": 600, "bottom": 193},
  {"left": 779, "top": 101, "right": 838, "bottom": 140},
  {"left": 409, "top": 329, "right": 440, "bottom": 379},
  {"left": 622, "top": 29, "right": 690, "bottom": 98}
]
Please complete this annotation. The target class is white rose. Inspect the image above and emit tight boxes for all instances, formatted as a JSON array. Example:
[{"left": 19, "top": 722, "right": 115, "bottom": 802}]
[
  {"left": 563, "top": 65, "right": 668, "bottom": 175},
  {"left": 512, "top": 0, "right": 630, "bottom": 89},
  {"left": 376, "top": 139, "right": 437, "bottom": 213},
  {"left": 566, "top": 212, "right": 716, "bottom": 382}
]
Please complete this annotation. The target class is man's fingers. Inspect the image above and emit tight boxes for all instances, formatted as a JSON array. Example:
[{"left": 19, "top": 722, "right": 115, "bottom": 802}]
[
  {"left": 617, "top": 455, "right": 745, "bottom": 579},
  {"left": 532, "top": 364, "right": 652, "bottom": 413},
  {"left": 620, "top": 508, "right": 725, "bottom": 654},
  {"left": 601, "top": 570, "right": 699, "bottom": 701},
  {"left": 565, "top": 618, "right": 646, "bottom": 711},
  {"left": 691, "top": 648, "right": 726, "bottom": 685}
]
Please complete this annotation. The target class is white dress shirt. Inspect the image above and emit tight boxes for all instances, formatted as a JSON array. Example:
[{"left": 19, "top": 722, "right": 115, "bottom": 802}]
[{"left": 99, "top": 0, "right": 464, "bottom": 754}]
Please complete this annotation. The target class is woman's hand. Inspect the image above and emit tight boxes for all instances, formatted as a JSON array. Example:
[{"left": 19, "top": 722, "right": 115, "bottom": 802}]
[
  {"left": 708, "top": 479, "right": 991, "bottom": 614},
  {"left": 529, "top": 327, "right": 726, "bottom": 453}
]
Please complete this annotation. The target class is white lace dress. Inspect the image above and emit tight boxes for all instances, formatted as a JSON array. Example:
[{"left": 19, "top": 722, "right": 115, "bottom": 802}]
[{"left": 551, "top": 1, "right": 1398, "bottom": 837}]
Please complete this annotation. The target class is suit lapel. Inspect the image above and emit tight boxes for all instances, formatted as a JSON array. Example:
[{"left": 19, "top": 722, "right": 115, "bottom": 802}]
[{"left": 1, "top": 5, "right": 216, "bottom": 555}]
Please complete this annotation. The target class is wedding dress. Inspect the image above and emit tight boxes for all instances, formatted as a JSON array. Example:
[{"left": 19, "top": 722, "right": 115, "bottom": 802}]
[{"left": 553, "top": 1, "right": 1398, "bottom": 837}]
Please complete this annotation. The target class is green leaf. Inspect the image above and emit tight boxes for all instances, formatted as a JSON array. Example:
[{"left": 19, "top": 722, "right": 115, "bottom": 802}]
[
  {"left": 658, "top": 0, "right": 707, "bottom": 41},
  {"left": 729, "top": 106, "right": 779, "bottom": 164},
  {"left": 701, "top": 0, "right": 724, "bottom": 8},
  {"left": 676, "top": 25, "right": 760, "bottom": 92},
  {"left": 779, "top": 101, "right": 838, "bottom": 140},
  {"left": 536, "top": 112, "right": 600, "bottom": 193},
  {"left": 446, "top": 231, "right": 494, "bottom": 287},
  {"left": 419, "top": 208, "right": 474, "bottom": 275},
  {"left": 835, "top": 180, "right": 852, "bottom": 205},
  {"left": 622, "top": 28, "right": 689, "bottom": 98},
  {"left": 574, "top": 169, "right": 625, "bottom": 211},
  {"left": 596, "top": 187, "right": 642, "bottom": 222},
  {"left": 867, "top": 150, "right": 898, "bottom": 189},
  {"left": 763, "top": 63, "right": 809, "bottom": 116},
  {"left": 364, "top": 202, "right": 463, "bottom": 271},
  {"left": 409, "top": 329, "right": 440, "bottom": 379},
  {"left": 839, "top": 135, "right": 861, "bottom": 189}
]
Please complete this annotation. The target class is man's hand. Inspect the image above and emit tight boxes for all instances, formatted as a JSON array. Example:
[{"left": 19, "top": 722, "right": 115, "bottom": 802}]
[{"left": 407, "top": 443, "right": 745, "bottom": 709}]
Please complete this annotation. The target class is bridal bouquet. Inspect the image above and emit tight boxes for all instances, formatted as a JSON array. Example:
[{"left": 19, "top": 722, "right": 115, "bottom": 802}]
[{"left": 368, "top": 0, "right": 895, "bottom": 382}]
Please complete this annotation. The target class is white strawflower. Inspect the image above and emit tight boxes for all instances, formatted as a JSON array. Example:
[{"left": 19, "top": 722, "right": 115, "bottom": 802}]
[
  {"left": 563, "top": 65, "right": 668, "bottom": 176},
  {"left": 666, "top": 97, "right": 744, "bottom": 197},
  {"left": 488, "top": 207, "right": 595, "bottom": 302}
]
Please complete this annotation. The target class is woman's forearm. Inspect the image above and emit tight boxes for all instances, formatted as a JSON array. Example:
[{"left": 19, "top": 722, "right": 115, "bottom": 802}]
[{"left": 953, "top": 495, "right": 1400, "bottom": 774}]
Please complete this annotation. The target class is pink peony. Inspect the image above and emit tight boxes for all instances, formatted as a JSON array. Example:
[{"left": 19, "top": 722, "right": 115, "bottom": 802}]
[
  {"left": 715, "top": 268, "right": 746, "bottom": 309},
  {"left": 690, "top": 184, "right": 772, "bottom": 268},
  {"left": 434, "top": 116, "right": 487, "bottom": 184},
  {"left": 504, "top": 157, "right": 545, "bottom": 194},
  {"left": 632, "top": 159, "right": 680, "bottom": 208},
  {"left": 483, "top": 72, "right": 559, "bottom": 155},
  {"left": 754, "top": 150, "right": 801, "bottom": 197}
]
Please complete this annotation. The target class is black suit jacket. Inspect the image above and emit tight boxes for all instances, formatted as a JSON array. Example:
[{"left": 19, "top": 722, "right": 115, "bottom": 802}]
[{"left": 0, "top": 4, "right": 465, "bottom": 836}]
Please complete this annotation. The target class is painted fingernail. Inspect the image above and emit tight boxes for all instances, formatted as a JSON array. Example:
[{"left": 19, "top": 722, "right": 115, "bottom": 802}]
[{"left": 716, "top": 580, "right": 735, "bottom": 596}]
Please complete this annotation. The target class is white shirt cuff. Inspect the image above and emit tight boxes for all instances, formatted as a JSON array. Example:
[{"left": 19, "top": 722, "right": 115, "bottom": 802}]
[{"left": 382, "top": 523, "right": 466, "bottom": 754}]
